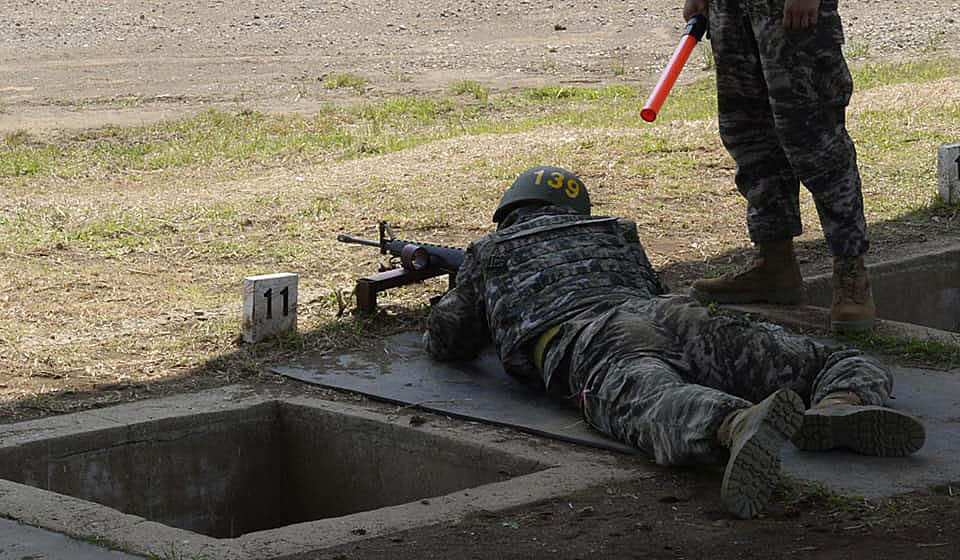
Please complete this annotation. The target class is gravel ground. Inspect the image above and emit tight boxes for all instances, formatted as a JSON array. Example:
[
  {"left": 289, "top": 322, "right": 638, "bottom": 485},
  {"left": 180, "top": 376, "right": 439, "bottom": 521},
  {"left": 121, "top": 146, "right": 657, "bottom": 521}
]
[{"left": 1, "top": 1, "right": 959, "bottom": 132}]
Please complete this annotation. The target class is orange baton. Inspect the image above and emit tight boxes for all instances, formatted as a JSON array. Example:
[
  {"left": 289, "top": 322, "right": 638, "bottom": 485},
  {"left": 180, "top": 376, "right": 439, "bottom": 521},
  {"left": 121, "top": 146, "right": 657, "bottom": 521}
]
[{"left": 641, "top": 15, "right": 709, "bottom": 122}]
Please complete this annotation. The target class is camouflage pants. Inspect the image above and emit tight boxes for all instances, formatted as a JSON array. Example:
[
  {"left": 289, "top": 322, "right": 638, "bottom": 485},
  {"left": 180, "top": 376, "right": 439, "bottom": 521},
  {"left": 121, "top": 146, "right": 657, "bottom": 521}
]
[
  {"left": 542, "top": 295, "right": 892, "bottom": 465},
  {"left": 709, "top": 0, "right": 868, "bottom": 257}
]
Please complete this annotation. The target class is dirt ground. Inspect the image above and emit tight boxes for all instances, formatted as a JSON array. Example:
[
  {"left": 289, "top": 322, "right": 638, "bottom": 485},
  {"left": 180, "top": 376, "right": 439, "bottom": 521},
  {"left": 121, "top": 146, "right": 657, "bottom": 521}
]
[
  {"left": 3, "top": 0, "right": 958, "bottom": 133},
  {"left": 2, "top": 1, "right": 960, "bottom": 559}
]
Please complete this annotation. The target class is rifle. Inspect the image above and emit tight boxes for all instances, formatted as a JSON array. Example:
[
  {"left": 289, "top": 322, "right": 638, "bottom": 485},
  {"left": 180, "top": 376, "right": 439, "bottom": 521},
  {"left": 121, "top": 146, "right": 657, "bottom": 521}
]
[{"left": 338, "top": 221, "right": 465, "bottom": 313}]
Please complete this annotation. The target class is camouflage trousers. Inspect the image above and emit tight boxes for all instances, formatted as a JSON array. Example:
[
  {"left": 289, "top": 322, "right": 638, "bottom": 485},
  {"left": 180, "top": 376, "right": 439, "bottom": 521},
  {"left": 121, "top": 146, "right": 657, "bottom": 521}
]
[
  {"left": 541, "top": 295, "right": 892, "bottom": 465},
  {"left": 709, "top": 0, "right": 868, "bottom": 257}
]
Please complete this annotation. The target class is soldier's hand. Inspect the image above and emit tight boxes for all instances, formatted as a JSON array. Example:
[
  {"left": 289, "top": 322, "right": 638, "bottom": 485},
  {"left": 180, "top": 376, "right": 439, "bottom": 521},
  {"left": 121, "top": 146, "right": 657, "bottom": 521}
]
[
  {"left": 683, "top": 0, "right": 708, "bottom": 21},
  {"left": 784, "top": 0, "right": 820, "bottom": 29}
]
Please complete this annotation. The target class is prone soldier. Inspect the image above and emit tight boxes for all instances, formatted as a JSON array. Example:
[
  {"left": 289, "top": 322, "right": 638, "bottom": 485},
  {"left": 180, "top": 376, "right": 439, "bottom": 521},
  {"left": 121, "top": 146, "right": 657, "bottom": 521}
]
[{"left": 424, "top": 166, "right": 925, "bottom": 519}]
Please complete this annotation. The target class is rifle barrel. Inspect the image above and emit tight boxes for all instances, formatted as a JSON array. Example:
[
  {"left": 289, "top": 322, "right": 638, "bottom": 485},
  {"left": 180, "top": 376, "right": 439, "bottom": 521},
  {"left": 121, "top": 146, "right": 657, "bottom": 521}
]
[
  {"left": 338, "top": 230, "right": 465, "bottom": 272},
  {"left": 337, "top": 234, "right": 381, "bottom": 248}
]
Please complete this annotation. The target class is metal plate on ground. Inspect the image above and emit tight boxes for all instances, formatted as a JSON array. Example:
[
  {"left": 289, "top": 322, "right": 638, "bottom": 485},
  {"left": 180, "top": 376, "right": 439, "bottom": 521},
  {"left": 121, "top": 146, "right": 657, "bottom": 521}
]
[
  {"left": 274, "top": 332, "right": 960, "bottom": 498},
  {"left": 271, "top": 332, "right": 636, "bottom": 454}
]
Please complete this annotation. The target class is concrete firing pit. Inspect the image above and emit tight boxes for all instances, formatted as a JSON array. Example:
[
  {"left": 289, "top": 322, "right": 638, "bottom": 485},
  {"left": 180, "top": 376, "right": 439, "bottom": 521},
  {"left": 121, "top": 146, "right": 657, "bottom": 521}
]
[
  {"left": 0, "top": 386, "right": 638, "bottom": 560},
  {"left": 805, "top": 243, "right": 960, "bottom": 332},
  {"left": 727, "top": 242, "right": 960, "bottom": 361}
]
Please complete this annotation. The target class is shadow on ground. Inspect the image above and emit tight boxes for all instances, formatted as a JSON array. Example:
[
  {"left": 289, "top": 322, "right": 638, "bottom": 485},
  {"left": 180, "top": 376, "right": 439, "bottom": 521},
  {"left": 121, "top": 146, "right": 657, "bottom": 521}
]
[{"left": 4, "top": 201, "right": 958, "bottom": 421}]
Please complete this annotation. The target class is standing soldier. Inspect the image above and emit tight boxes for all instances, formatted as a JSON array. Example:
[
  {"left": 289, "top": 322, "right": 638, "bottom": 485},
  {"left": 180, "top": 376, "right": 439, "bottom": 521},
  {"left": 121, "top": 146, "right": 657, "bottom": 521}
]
[
  {"left": 682, "top": 0, "right": 875, "bottom": 331},
  {"left": 425, "top": 167, "right": 924, "bottom": 519}
]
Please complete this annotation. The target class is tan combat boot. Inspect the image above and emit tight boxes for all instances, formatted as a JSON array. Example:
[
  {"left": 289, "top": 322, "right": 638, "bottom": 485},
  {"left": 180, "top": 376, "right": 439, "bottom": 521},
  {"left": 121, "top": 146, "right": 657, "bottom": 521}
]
[
  {"left": 717, "top": 389, "right": 804, "bottom": 519},
  {"left": 793, "top": 391, "right": 925, "bottom": 457},
  {"left": 830, "top": 256, "right": 876, "bottom": 331},
  {"left": 691, "top": 239, "right": 805, "bottom": 305}
]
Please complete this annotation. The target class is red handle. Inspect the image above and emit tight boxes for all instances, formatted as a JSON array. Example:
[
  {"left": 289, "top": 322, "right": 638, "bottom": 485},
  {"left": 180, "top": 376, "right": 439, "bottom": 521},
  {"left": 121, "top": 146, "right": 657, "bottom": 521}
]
[
  {"left": 641, "top": 34, "right": 699, "bottom": 122},
  {"left": 641, "top": 16, "right": 707, "bottom": 122}
]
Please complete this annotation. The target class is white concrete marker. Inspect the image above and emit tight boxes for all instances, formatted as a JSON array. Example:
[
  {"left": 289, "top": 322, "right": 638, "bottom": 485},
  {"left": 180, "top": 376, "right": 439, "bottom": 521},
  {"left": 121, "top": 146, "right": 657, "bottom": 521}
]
[
  {"left": 937, "top": 143, "right": 960, "bottom": 204},
  {"left": 242, "top": 273, "right": 298, "bottom": 343}
]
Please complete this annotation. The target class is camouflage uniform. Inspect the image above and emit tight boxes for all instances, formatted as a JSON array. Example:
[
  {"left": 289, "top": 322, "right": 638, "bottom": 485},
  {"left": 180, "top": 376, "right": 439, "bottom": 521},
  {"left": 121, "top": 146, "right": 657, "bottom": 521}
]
[
  {"left": 710, "top": 0, "right": 868, "bottom": 257},
  {"left": 425, "top": 205, "right": 894, "bottom": 465}
]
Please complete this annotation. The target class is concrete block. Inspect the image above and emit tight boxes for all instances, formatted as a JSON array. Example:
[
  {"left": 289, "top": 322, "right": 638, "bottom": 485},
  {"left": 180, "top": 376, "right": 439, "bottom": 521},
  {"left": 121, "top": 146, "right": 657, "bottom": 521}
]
[
  {"left": 937, "top": 143, "right": 960, "bottom": 204},
  {"left": 242, "top": 273, "right": 298, "bottom": 343}
]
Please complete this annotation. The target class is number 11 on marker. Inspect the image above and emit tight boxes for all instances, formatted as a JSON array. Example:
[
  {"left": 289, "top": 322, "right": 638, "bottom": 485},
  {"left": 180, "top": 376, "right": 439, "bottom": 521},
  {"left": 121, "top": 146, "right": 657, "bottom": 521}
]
[{"left": 263, "top": 286, "right": 290, "bottom": 319}]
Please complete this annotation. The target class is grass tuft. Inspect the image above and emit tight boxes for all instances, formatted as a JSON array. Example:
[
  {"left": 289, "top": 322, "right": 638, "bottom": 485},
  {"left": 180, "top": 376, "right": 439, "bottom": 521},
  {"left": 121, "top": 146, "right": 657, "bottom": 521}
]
[
  {"left": 322, "top": 73, "right": 368, "bottom": 94},
  {"left": 4, "top": 129, "right": 32, "bottom": 147},
  {"left": 449, "top": 80, "right": 489, "bottom": 102},
  {"left": 839, "top": 330, "right": 960, "bottom": 366},
  {"left": 852, "top": 58, "right": 960, "bottom": 91},
  {"left": 844, "top": 41, "right": 872, "bottom": 60}
]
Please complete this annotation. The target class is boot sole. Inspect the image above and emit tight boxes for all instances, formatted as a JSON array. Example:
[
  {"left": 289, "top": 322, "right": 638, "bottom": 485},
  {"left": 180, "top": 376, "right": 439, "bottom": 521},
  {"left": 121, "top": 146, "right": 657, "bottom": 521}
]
[
  {"left": 690, "top": 287, "right": 805, "bottom": 306},
  {"left": 794, "top": 405, "right": 925, "bottom": 457},
  {"left": 721, "top": 389, "right": 804, "bottom": 519}
]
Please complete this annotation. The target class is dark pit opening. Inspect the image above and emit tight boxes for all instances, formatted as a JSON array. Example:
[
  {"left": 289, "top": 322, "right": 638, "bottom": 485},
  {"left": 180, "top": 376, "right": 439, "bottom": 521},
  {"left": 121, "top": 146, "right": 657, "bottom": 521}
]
[{"left": 0, "top": 402, "right": 543, "bottom": 538}]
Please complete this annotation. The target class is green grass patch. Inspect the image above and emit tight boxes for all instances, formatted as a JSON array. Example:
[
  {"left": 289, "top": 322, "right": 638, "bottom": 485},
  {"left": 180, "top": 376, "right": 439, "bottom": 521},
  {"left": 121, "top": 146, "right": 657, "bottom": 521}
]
[
  {"left": 843, "top": 41, "right": 872, "bottom": 60},
  {"left": 301, "top": 193, "right": 341, "bottom": 217},
  {"left": 354, "top": 96, "right": 458, "bottom": 127},
  {"left": 852, "top": 57, "right": 960, "bottom": 91},
  {"left": 523, "top": 84, "right": 639, "bottom": 102},
  {"left": 0, "top": 199, "right": 309, "bottom": 257},
  {"left": 322, "top": 73, "right": 368, "bottom": 93},
  {"left": 852, "top": 104, "right": 960, "bottom": 219},
  {"left": 4, "top": 130, "right": 32, "bottom": 147},
  {"left": 0, "top": 144, "right": 63, "bottom": 177},
  {"left": 3, "top": 57, "right": 960, "bottom": 184},
  {"left": 775, "top": 478, "right": 935, "bottom": 518},
  {"left": 840, "top": 329, "right": 960, "bottom": 367},
  {"left": 449, "top": 80, "right": 489, "bottom": 102},
  {"left": 653, "top": 76, "right": 718, "bottom": 122},
  {"left": 698, "top": 41, "right": 715, "bottom": 70}
]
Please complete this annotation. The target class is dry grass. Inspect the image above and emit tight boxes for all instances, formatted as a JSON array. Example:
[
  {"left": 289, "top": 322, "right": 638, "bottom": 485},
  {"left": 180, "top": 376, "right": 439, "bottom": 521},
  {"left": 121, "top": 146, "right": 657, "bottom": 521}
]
[{"left": 1, "top": 70, "right": 959, "bottom": 420}]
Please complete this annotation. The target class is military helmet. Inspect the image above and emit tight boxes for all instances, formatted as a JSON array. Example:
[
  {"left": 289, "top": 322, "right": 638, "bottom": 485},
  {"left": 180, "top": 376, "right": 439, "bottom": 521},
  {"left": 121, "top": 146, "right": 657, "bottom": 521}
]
[{"left": 492, "top": 166, "right": 591, "bottom": 223}]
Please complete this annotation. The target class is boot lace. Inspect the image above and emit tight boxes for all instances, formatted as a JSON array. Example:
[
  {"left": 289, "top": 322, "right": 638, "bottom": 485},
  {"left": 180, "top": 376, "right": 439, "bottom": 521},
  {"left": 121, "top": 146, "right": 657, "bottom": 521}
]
[{"left": 835, "top": 258, "right": 863, "bottom": 304}]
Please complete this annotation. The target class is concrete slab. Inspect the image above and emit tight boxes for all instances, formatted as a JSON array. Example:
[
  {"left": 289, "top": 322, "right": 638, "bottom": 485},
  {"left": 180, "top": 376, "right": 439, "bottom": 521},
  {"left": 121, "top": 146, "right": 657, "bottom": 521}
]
[
  {"left": 274, "top": 332, "right": 960, "bottom": 499},
  {"left": 0, "top": 518, "right": 142, "bottom": 560},
  {"left": 0, "top": 386, "right": 639, "bottom": 560},
  {"left": 783, "top": 365, "right": 960, "bottom": 497}
]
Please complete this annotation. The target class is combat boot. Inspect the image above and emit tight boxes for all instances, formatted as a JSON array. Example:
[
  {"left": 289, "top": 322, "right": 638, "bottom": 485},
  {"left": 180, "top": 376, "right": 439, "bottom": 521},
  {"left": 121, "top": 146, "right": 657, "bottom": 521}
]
[
  {"left": 717, "top": 389, "right": 804, "bottom": 519},
  {"left": 691, "top": 239, "right": 804, "bottom": 305},
  {"left": 830, "top": 256, "right": 876, "bottom": 331},
  {"left": 793, "top": 391, "right": 925, "bottom": 457}
]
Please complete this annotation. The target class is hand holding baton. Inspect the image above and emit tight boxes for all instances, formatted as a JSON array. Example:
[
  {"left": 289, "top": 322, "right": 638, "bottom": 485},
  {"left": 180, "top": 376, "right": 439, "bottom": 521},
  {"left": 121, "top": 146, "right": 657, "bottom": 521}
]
[{"left": 641, "top": 15, "right": 708, "bottom": 122}]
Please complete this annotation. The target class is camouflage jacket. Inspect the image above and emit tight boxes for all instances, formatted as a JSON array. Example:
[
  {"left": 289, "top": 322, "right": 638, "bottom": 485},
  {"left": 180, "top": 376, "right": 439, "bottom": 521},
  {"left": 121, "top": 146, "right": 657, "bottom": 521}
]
[{"left": 424, "top": 205, "right": 667, "bottom": 379}]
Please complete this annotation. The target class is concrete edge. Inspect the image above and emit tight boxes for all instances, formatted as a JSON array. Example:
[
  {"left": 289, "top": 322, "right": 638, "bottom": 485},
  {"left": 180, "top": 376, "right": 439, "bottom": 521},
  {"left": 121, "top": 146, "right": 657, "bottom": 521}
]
[
  {"left": 810, "top": 243, "right": 960, "bottom": 287},
  {"left": 724, "top": 303, "right": 960, "bottom": 347},
  {"left": 0, "top": 385, "right": 644, "bottom": 560}
]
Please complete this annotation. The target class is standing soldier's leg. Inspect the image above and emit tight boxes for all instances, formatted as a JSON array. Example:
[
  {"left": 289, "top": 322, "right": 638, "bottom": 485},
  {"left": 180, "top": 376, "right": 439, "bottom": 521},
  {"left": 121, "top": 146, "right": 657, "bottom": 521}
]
[
  {"left": 690, "top": 0, "right": 805, "bottom": 306},
  {"left": 557, "top": 304, "right": 803, "bottom": 518},
  {"left": 751, "top": 0, "right": 875, "bottom": 330},
  {"left": 648, "top": 295, "right": 924, "bottom": 456}
]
